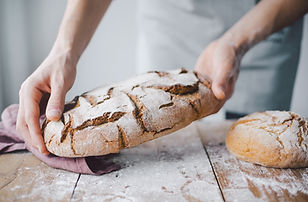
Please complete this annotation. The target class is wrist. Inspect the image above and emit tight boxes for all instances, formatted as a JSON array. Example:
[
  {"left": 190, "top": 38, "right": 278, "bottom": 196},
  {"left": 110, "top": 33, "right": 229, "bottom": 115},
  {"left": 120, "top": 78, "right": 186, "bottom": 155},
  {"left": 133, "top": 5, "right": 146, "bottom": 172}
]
[
  {"left": 219, "top": 30, "right": 251, "bottom": 58},
  {"left": 49, "top": 41, "right": 79, "bottom": 67}
]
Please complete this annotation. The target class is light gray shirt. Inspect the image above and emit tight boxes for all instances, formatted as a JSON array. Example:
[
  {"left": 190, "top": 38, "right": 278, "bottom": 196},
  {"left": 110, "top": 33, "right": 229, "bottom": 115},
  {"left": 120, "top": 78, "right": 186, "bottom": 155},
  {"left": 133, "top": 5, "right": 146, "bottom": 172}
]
[{"left": 136, "top": 0, "right": 303, "bottom": 114}]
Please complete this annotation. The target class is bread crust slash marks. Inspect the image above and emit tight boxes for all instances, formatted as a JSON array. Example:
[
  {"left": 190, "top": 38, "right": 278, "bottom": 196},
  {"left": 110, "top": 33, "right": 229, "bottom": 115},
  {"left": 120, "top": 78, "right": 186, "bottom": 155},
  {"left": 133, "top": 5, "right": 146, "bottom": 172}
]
[
  {"left": 60, "top": 112, "right": 126, "bottom": 143},
  {"left": 157, "top": 94, "right": 174, "bottom": 110},
  {"left": 230, "top": 119, "right": 259, "bottom": 130},
  {"left": 81, "top": 87, "right": 114, "bottom": 107},
  {"left": 47, "top": 134, "right": 55, "bottom": 146},
  {"left": 41, "top": 119, "right": 51, "bottom": 142},
  {"left": 188, "top": 100, "right": 201, "bottom": 119},
  {"left": 179, "top": 67, "right": 188, "bottom": 74},
  {"left": 147, "top": 81, "right": 202, "bottom": 118},
  {"left": 148, "top": 82, "right": 199, "bottom": 95},
  {"left": 231, "top": 114, "right": 295, "bottom": 136},
  {"left": 193, "top": 71, "right": 211, "bottom": 88},
  {"left": 80, "top": 94, "right": 97, "bottom": 107},
  {"left": 63, "top": 96, "right": 80, "bottom": 112},
  {"left": 97, "top": 87, "right": 114, "bottom": 105},
  {"left": 131, "top": 84, "right": 140, "bottom": 91},
  {"left": 153, "top": 123, "right": 177, "bottom": 136},
  {"left": 124, "top": 92, "right": 148, "bottom": 133},
  {"left": 76, "top": 112, "right": 126, "bottom": 131},
  {"left": 117, "top": 125, "right": 128, "bottom": 149},
  {"left": 297, "top": 116, "right": 307, "bottom": 147},
  {"left": 124, "top": 91, "right": 179, "bottom": 136},
  {"left": 147, "top": 70, "right": 170, "bottom": 77},
  {"left": 159, "top": 102, "right": 174, "bottom": 109},
  {"left": 61, "top": 114, "right": 73, "bottom": 143},
  {"left": 70, "top": 133, "right": 77, "bottom": 155}
]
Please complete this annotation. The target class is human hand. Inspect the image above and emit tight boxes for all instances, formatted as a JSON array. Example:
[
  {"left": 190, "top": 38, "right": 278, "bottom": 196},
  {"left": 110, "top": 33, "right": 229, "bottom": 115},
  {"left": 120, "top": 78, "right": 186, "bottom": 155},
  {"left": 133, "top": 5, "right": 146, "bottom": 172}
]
[
  {"left": 194, "top": 37, "right": 246, "bottom": 114},
  {"left": 195, "top": 37, "right": 245, "bottom": 101},
  {"left": 17, "top": 48, "right": 77, "bottom": 154}
]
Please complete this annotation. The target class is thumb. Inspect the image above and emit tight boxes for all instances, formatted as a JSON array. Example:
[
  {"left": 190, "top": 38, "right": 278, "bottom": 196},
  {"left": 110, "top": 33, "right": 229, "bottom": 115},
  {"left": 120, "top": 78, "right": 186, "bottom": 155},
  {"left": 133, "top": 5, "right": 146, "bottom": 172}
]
[
  {"left": 46, "top": 86, "right": 66, "bottom": 121},
  {"left": 211, "top": 64, "right": 232, "bottom": 100},
  {"left": 212, "top": 81, "right": 227, "bottom": 100}
]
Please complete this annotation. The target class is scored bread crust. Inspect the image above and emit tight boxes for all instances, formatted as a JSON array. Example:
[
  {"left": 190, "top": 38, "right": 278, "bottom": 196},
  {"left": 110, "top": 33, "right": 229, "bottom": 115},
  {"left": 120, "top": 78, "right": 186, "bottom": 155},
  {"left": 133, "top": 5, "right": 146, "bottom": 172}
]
[
  {"left": 226, "top": 111, "right": 308, "bottom": 168},
  {"left": 43, "top": 68, "right": 222, "bottom": 157}
]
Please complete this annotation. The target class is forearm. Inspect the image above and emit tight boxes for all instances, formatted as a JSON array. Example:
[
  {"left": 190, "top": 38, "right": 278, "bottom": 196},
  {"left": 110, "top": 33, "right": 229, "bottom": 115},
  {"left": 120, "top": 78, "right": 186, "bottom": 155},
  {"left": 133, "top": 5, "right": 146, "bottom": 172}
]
[
  {"left": 222, "top": 0, "right": 308, "bottom": 55},
  {"left": 51, "top": 0, "right": 111, "bottom": 63}
]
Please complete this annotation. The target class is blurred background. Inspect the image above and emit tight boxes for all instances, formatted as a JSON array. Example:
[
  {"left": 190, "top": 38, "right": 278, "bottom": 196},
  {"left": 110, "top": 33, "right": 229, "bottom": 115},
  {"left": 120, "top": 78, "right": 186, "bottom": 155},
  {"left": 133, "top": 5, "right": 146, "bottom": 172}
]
[{"left": 0, "top": 0, "right": 307, "bottom": 117}]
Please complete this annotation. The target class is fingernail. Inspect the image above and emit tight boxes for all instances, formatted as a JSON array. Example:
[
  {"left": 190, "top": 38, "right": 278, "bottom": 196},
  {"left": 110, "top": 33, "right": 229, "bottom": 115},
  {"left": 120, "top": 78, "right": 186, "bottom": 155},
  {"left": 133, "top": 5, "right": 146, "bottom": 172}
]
[{"left": 47, "top": 109, "right": 61, "bottom": 118}]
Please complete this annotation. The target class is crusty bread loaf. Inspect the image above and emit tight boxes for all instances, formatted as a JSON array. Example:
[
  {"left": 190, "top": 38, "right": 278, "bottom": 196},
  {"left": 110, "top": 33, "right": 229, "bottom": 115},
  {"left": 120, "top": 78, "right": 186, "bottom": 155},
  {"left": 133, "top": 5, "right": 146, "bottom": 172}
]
[
  {"left": 43, "top": 68, "right": 221, "bottom": 157},
  {"left": 226, "top": 111, "right": 308, "bottom": 168}
]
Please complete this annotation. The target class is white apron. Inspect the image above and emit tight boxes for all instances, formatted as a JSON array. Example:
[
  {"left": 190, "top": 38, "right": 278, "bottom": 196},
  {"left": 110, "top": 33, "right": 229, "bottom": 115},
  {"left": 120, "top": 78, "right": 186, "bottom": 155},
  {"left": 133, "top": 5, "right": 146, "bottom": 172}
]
[{"left": 136, "top": 0, "right": 303, "bottom": 114}]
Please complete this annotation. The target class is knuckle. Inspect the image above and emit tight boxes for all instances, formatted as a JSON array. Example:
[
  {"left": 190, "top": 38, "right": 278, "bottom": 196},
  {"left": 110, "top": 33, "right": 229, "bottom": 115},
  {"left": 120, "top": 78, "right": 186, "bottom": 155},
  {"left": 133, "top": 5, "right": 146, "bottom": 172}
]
[
  {"left": 20, "top": 81, "right": 26, "bottom": 89},
  {"left": 19, "top": 82, "right": 27, "bottom": 96},
  {"left": 52, "top": 78, "right": 65, "bottom": 89},
  {"left": 52, "top": 83, "right": 63, "bottom": 92},
  {"left": 20, "top": 79, "right": 30, "bottom": 89},
  {"left": 18, "top": 88, "right": 23, "bottom": 97},
  {"left": 19, "top": 80, "right": 34, "bottom": 96}
]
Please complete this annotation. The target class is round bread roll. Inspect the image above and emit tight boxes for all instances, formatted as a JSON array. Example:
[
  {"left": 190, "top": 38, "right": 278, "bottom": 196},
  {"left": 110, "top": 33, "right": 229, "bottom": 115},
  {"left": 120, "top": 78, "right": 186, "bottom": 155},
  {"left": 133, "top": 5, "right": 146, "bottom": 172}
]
[{"left": 226, "top": 111, "right": 308, "bottom": 168}]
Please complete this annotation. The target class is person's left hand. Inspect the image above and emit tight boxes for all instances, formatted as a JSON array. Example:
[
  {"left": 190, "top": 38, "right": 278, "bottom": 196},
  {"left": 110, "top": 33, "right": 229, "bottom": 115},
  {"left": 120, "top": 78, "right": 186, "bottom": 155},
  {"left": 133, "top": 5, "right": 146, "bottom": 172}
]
[{"left": 194, "top": 37, "right": 244, "bottom": 113}]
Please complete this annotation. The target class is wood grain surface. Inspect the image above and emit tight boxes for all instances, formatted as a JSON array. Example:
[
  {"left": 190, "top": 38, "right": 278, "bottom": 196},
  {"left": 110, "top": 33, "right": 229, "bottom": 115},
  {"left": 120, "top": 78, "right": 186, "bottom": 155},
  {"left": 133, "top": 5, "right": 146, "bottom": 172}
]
[
  {"left": 1, "top": 120, "right": 307, "bottom": 202},
  {"left": 0, "top": 152, "right": 79, "bottom": 201},
  {"left": 197, "top": 120, "right": 308, "bottom": 202},
  {"left": 71, "top": 123, "right": 223, "bottom": 202}
]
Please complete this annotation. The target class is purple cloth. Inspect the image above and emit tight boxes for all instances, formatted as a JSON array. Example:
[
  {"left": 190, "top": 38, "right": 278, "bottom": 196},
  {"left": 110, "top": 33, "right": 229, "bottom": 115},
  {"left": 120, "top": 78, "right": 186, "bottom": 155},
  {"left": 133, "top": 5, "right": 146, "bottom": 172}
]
[{"left": 0, "top": 104, "right": 120, "bottom": 175}]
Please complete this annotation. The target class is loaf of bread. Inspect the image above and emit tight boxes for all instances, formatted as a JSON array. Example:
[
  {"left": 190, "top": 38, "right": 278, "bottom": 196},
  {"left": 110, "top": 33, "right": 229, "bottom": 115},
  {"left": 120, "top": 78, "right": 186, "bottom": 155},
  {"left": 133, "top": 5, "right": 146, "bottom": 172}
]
[
  {"left": 226, "top": 111, "right": 308, "bottom": 168},
  {"left": 43, "top": 68, "right": 221, "bottom": 157}
]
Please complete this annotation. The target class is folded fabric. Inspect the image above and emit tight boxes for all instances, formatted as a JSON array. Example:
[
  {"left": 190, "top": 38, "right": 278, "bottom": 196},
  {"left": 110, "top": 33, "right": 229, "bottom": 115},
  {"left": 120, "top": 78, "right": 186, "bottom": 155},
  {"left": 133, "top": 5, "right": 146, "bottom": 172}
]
[{"left": 0, "top": 104, "right": 120, "bottom": 175}]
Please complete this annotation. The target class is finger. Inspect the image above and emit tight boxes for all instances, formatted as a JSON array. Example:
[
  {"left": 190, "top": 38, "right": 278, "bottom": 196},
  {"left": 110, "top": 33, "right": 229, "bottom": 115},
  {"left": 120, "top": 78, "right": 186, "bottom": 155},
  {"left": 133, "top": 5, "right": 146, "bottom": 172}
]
[
  {"left": 25, "top": 113, "right": 49, "bottom": 155},
  {"left": 212, "top": 60, "right": 235, "bottom": 100},
  {"left": 18, "top": 123, "right": 36, "bottom": 149},
  {"left": 212, "top": 71, "right": 230, "bottom": 100},
  {"left": 212, "top": 84, "right": 226, "bottom": 100},
  {"left": 16, "top": 103, "right": 37, "bottom": 149},
  {"left": 46, "top": 84, "right": 66, "bottom": 121},
  {"left": 24, "top": 89, "right": 49, "bottom": 154},
  {"left": 16, "top": 103, "right": 26, "bottom": 140}
]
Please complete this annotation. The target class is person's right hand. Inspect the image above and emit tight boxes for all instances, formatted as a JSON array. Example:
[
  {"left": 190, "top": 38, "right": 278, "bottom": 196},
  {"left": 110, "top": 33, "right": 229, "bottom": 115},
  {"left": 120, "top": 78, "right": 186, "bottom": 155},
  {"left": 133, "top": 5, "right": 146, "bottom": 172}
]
[
  {"left": 194, "top": 36, "right": 247, "bottom": 114},
  {"left": 17, "top": 48, "right": 77, "bottom": 154}
]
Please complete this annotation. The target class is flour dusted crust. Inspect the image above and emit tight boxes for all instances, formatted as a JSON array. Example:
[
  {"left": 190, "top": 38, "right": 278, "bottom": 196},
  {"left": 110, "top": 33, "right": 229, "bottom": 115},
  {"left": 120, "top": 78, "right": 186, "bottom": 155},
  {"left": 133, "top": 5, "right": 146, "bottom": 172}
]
[
  {"left": 226, "top": 111, "right": 308, "bottom": 168},
  {"left": 43, "top": 68, "right": 221, "bottom": 157}
]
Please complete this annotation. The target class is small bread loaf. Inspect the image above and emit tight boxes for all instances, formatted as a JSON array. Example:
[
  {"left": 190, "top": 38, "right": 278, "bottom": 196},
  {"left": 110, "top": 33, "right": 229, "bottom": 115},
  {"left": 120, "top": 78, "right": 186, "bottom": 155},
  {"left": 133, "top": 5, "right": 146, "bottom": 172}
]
[
  {"left": 43, "top": 68, "right": 221, "bottom": 157},
  {"left": 226, "top": 111, "right": 308, "bottom": 168}
]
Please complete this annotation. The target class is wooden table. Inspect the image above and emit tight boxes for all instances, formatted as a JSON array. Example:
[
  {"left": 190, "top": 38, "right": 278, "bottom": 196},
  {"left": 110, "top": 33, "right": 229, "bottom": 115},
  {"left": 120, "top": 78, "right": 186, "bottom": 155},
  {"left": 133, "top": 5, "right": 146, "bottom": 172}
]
[{"left": 0, "top": 120, "right": 307, "bottom": 202}]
